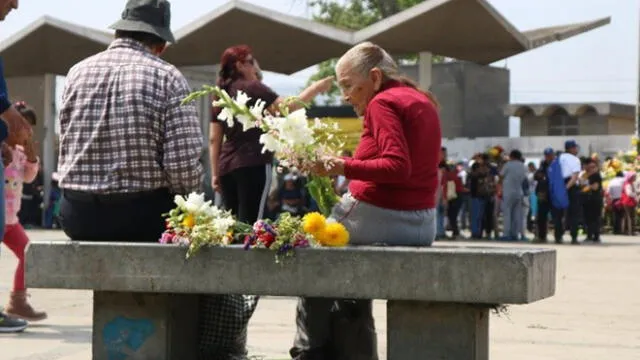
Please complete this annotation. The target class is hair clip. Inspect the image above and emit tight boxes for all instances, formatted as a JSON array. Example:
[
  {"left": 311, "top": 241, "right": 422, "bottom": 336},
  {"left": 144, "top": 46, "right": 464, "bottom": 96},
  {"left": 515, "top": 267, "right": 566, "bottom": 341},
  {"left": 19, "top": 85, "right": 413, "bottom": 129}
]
[{"left": 14, "top": 101, "right": 26, "bottom": 107}]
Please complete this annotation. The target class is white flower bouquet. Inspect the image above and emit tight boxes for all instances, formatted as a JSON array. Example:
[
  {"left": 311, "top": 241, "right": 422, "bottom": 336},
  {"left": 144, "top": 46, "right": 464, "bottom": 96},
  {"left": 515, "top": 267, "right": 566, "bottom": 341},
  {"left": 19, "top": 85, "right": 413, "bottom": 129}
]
[
  {"left": 184, "top": 86, "right": 344, "bottom": 216},
  {"left": 159, "top": 192, "right": 247, "bottom": 258}
]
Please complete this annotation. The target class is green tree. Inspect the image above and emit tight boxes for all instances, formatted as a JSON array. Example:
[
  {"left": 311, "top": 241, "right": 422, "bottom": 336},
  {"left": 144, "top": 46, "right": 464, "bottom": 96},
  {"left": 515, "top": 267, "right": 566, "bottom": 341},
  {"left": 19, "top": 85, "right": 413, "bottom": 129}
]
[{"left": 305, "top": 0, "right": 444, "bottom": 104}]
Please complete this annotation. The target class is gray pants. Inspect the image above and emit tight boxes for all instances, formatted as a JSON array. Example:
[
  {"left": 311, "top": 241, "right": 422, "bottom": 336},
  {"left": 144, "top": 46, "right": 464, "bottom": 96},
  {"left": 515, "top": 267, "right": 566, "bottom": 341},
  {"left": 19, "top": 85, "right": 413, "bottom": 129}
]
[
  {"left": 502, "top": 194, "right": 523, "bottom": 239},
  {"left": 291, "top": 194, "right": 436, "bottom": 360}
]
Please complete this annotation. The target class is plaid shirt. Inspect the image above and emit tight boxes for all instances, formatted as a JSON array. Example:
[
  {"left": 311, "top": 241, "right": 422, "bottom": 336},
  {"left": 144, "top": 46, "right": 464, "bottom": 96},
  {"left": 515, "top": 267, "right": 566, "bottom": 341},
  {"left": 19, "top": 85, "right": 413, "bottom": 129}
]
[{"left": 57, "top": 38, "right": 203, "bottom": 195}]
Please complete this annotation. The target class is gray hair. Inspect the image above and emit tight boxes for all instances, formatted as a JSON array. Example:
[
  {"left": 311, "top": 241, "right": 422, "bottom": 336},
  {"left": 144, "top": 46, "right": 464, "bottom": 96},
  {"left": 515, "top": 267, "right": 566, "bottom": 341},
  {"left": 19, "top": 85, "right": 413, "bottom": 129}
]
[
  {"left": 336, "top": 42, "right": 439, "bottom": 109},
  {"left": 336, "top": 41, "right": 399, "bottom": 78}
]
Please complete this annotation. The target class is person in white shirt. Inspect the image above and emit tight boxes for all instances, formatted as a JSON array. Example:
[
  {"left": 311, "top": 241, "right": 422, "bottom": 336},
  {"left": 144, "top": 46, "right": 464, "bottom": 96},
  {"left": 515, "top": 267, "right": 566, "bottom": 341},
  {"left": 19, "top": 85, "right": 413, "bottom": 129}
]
[{"left": 554, "top": 140, "right": 582, "bottom": 244}]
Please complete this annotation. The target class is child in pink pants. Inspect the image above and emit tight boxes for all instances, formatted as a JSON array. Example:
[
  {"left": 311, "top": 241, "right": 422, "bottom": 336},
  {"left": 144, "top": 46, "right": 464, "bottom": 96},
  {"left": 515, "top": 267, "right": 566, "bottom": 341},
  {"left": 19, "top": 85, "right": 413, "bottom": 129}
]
[{"left": 2, "top": 102, "right": 46, "bottom": 321}]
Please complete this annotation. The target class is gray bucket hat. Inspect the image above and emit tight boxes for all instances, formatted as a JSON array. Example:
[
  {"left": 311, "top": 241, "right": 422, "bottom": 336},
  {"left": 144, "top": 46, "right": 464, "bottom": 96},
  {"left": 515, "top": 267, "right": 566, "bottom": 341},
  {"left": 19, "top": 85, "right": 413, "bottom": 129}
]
[{"left": 109, "top": 0, "right": 175, "bottom": 43}]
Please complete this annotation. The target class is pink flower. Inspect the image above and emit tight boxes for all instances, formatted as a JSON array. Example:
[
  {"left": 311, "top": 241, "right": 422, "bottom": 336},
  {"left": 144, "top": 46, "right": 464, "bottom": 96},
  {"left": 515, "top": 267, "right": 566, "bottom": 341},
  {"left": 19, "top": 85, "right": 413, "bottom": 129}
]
[{"left": 159, "top": 231, "right": 175, "bottom": 244}]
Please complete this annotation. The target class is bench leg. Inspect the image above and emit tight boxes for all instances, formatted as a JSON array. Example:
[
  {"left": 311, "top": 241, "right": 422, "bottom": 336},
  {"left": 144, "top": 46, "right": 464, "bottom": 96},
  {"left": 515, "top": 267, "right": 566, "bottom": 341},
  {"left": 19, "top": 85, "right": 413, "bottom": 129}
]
[
  {"left": 92, "top": 291, "right": 200, "bottom": 360},
  {"left": 387, "top": 301, "right": 489, "bottom": 360}
]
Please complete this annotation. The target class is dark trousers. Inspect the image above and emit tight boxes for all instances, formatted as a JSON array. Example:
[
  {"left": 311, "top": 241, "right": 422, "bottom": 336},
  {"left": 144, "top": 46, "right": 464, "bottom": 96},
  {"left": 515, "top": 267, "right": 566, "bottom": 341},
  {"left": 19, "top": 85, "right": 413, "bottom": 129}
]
[
  {"left": 59, "top": 188, "right": 174, "bottom": 242},
  {"left": 290, "top": 298, "right": 378, "bottom": 360},
  {"left": 446, "top": 197, "right": 461, "bottom": 236},
  {"left": 552, "top": 187, "right": 581, "bottom": 242},
  {"left": 220, "top": 164, "right": 272, "bottom": 224},
  {"left": 536, "top": 199, "right": 551, "bottom": 241},
  {"left": 482, "top": 199, "right": 495, "bottom": 237},
  {"left": 583, "top": 197, "right": 603, "bottom": 241},
  {"left": 612, "top": 201, "right": 623, "bottom": 234}
]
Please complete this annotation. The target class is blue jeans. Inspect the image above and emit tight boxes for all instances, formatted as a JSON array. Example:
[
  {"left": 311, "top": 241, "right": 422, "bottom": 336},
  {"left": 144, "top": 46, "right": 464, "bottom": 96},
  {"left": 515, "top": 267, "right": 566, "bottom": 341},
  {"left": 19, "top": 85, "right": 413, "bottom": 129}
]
[
  {"left": 436, "top": 203, "right": 446, "bottom": 237},
  {"left": 470, "top": 197, "right": 486, "bottom": 237}
]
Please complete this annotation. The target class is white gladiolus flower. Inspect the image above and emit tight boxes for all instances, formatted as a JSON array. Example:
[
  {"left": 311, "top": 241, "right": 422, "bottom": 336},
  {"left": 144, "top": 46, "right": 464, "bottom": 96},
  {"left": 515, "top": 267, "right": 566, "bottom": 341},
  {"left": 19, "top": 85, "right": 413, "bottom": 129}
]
[
  {"left": 259, "top": 132, "right": 282, "bottom": 153},
  {"left": 237, "top": 114, "right": 255, "bottom": 131},
  {"left": 235, "top": 91, "right": 251, "bottom": 107},
  {"left": 218, "top": 107, "right": 235, "bottom": 128},
  {"left": 275, "top": 109, "right": 314, "bottom": 146},
  {"left": 250, "top": 99, "right": 266, "bottom": 120}
]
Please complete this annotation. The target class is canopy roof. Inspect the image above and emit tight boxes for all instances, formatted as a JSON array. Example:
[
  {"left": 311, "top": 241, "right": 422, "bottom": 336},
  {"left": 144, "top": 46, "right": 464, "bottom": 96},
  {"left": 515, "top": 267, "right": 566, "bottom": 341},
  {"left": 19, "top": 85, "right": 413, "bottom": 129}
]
[
  {"left": 352, "top": 0, "right": 610, "bottom": 65},
  {"left": 0, "top": 0, "right": 611, "bottom": 76},
  {"left": 0, "top": 16, "right": 111, "bottom": 77},
  {"left": 162, "top": 0, "right": 353, "bottom": 74}
]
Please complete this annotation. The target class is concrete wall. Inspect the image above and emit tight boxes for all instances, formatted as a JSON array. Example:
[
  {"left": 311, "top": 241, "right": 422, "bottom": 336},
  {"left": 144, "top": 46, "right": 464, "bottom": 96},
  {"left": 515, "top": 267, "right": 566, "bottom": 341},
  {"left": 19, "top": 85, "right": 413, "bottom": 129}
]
[
  {"left": 520, "top": 114, "right": 634, "bottom": 136},
  {"left": 442, "top": 135, "right": 632, "bottom": 161},
  {"left": 6, "top": 75, "right": 46, "bottom": 155},
  {"left": 401, "top": 62, "right": 510, "bottom": 139},
  {"left": 578, "top": 115, "right": 608, "bottom": 135},
  {"left": 520, "top": 116, "right": 548, "bottom": 136},
  {"left": 608, "top": 116, "right": 635, "bottom": 134}
]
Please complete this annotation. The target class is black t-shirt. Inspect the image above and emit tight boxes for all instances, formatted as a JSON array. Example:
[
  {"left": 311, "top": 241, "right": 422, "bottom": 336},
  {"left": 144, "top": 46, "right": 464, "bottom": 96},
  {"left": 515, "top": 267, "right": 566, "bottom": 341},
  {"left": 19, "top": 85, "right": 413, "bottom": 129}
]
[
  {"left": 213, "top": 79, "right": 279, "bottom": 176},
  {"left": 587, "top": 172, "right": 603, "bottom": 198},
  {"left": 535, "top": 160, "right": 551, "bottom": 196}
]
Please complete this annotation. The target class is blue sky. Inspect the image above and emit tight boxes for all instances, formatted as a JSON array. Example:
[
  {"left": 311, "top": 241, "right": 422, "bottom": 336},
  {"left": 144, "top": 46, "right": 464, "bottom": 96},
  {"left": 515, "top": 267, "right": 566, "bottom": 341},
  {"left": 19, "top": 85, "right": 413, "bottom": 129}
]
[{"left": 0, "top": 0, "right": 636, "bottom": 134}]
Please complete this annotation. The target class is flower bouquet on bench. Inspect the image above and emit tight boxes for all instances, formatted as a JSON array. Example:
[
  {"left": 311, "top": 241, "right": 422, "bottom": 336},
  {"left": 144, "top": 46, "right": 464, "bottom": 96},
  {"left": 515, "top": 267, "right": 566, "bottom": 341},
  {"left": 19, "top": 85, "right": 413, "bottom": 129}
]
[{"left": 160, "top": 192, "right": 349, "bottom": 262}]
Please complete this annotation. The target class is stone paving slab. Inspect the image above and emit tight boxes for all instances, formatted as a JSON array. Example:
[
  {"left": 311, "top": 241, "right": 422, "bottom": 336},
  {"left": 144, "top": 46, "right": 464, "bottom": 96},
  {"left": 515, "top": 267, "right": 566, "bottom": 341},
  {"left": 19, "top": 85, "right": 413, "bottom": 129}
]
[{"left": 0, "top": 230, "right": 638, "bottom": 359}]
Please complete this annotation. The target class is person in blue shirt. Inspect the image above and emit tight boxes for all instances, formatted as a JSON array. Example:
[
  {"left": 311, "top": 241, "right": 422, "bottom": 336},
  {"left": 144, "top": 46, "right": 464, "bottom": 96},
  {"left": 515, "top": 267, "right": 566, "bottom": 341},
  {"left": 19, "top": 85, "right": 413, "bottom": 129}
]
[{"left": 0, "top": 0, "right": 38, "bottom": 333}]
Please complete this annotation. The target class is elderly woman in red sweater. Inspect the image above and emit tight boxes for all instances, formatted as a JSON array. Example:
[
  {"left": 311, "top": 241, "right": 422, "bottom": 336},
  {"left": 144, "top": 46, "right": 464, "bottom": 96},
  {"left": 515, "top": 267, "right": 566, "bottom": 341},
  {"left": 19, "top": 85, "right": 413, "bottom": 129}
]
[{"left": 290, "top": 42, "right": 442, "bottom": 360}]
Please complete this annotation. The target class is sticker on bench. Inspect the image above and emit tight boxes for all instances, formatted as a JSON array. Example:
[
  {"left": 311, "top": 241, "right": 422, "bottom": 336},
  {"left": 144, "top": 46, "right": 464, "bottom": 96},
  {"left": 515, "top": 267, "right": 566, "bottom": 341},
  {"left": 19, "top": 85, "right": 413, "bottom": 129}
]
[{"left": 103, "top": 316, "right": 155, "bottom": 360}]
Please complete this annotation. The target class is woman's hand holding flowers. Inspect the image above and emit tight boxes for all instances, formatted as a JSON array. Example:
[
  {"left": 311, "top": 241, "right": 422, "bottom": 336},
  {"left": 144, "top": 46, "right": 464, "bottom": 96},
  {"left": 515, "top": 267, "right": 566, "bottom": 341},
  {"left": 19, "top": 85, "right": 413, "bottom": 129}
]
[{"left": 308, "top": 156, "right": 345, "bottom": 177}]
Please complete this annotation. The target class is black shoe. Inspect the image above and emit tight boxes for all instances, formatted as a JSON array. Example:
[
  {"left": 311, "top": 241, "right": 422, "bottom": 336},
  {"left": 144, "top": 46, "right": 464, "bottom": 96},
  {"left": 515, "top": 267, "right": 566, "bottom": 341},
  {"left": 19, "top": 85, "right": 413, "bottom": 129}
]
[{"left": 0, "top": 312, "right": 27, "bottom": 333}]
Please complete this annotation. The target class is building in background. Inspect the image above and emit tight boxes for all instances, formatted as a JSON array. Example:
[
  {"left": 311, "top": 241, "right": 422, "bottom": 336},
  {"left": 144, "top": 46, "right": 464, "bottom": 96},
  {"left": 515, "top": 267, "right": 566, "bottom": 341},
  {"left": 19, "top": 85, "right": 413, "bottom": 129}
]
[{"left": 510, "top": 102, "right": 635, "bottom": 136}]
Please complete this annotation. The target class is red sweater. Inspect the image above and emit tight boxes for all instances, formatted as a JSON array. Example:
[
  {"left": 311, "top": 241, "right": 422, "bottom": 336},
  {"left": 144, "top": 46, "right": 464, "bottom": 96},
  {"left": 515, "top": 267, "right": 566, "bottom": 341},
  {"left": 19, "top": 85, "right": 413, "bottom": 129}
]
[{"left": 344, "top": 81, "right": 442, "bottom": 210}]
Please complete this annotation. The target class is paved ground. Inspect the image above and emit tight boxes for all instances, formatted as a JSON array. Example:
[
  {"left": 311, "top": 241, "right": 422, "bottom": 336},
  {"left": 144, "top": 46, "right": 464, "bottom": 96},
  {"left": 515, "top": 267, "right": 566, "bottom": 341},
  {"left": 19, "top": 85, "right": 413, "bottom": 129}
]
[{"left": 0, "top": 230, "right": 638, "bottom": 359}]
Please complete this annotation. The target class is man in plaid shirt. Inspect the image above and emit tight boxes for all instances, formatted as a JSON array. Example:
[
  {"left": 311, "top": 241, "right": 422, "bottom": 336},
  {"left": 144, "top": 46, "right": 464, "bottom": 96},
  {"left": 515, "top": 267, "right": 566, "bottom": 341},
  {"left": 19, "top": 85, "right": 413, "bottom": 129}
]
[
  {"left": 57, "top": 0, "right": 203, "bottom": 242},
  {"left": 57, "top": 1, "right": 257, "bottom": 358}
]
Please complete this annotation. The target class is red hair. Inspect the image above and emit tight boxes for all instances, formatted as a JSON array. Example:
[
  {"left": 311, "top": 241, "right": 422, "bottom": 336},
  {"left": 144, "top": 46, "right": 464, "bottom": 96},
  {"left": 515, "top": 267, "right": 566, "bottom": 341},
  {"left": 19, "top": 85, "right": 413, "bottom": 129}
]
[{"left": 217, "top": 45, "right": 253, "bottom": 88}]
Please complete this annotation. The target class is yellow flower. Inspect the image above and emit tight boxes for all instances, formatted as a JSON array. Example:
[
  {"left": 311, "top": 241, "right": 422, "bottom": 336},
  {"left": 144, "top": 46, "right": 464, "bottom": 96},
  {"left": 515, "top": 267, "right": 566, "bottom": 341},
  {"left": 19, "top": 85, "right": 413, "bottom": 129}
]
[
  {"left": 316, "top": 222, "right": 349, "bottom": 247},
  {"left": 632, "top": 136, "right": 639, "bottom": 146},
  {"left": 181, "top": 213, "right": 195, "bottom": 228},
  {"left": 302, "top": 212, "right": 327, "bottom": 236},
  {"left": 488, "top": 148, "right": 499, "bottom": 157},
  {"left": 612, "top": 159, "right": 622, "bottom": 171}
]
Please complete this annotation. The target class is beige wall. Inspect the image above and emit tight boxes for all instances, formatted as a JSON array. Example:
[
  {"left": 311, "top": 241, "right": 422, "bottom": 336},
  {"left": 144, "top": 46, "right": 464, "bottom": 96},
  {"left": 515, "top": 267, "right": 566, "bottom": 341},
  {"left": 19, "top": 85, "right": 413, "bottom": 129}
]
[
  {"left": 578, "top": 115, "right": 608, "bottom": 135},
  {"left": 5, "top": 75, "right": 47, "bottom": 155},
  {"left": 607, "top": 116, "right": 635, "bottom": 135},
  {"left": 520, "top": 116, "right": 548, "bottom": 136}
]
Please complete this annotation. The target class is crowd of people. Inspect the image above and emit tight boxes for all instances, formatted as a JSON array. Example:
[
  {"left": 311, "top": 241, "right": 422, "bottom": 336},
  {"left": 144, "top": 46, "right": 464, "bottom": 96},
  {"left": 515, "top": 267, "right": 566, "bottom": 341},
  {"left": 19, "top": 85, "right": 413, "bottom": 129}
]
[{"left": 437, "top": 140, "right": 640, "bottom": 244}]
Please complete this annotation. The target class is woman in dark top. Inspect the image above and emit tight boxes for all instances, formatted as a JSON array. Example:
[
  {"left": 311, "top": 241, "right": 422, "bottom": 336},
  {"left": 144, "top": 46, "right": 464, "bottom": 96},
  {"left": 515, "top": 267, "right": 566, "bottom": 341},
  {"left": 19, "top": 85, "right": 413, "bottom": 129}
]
[
  {"left": 582, "top": 158, "right": 603, "bottom": 242},
  {"left": 205, "top": 46, "right": 332, "bottom": 359},
  {"left": 210, "top": 45, "right": 332, "bottom": 224}
]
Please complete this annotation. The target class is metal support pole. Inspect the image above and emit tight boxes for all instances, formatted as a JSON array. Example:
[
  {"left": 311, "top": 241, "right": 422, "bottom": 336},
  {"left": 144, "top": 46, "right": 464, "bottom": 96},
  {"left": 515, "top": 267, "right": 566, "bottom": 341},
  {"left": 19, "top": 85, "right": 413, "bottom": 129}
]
[
  {"left": 418, "top": 52, "right": 433, "bottom": 90},
  {"left": 42, "top": 73, "right": 56, "bottom": 227}
]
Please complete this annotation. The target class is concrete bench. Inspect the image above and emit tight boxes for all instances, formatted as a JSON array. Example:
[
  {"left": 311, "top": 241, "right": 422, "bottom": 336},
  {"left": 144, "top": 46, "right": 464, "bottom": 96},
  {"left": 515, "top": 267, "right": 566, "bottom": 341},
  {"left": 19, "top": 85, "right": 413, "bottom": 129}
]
[{"left": 26, "top": 241, "right": 556, "bottom": 360}]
